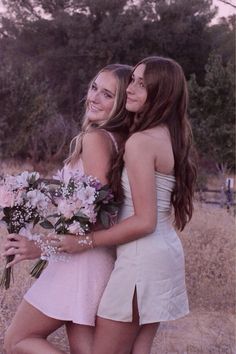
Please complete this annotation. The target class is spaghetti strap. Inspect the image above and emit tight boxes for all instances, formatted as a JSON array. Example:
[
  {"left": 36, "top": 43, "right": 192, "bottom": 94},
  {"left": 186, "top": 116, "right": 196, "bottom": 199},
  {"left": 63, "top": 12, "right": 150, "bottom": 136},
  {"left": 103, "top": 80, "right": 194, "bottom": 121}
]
[{"left": 100, "top": 129, "right": 119, "bottom": 153}]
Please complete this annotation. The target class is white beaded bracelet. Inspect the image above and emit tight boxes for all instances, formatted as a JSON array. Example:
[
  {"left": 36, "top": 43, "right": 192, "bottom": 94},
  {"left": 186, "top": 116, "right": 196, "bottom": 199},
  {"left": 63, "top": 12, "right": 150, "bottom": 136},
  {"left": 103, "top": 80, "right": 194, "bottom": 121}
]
[
  {"left": 77, "top": 232, "right": 94, "bottom": 249},
  {"left": 34, "top": 236, "right": 58, "bottom": 260}
]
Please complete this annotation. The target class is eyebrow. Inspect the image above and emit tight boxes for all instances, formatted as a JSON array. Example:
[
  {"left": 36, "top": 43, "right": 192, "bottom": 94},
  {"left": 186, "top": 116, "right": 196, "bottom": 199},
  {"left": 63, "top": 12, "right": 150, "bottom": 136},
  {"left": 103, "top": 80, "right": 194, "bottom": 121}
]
[
  {"left": 132, "top": 73, "right": 144, "bottom": 81},
  {"left": 93, "top": 81, "right": 116, "bottom": 96},
  {"left": 103, "top": 88, "right": 116, "bottom": 96}
]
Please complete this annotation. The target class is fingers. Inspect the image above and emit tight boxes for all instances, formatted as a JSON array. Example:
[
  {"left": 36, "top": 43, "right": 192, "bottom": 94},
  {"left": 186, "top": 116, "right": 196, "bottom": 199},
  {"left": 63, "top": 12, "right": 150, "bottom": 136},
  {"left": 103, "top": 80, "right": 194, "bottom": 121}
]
[
  {"left": 6, "top": 233, "right": 21, "bottom": 241},
  {"left": 4, "top": 240, "right": 21, "bottom": 251},
  {"left": 6, "top": 254, "right": 26, "bottom": 268},
  {"left": 47, "top": 232, "right": 60, "bottom": 241},
  {"left": 2, "top": 247, "right": 21, "bottom": 257},
  {"left": 57, "top": 245, "right": 65, "bottom": 252}
]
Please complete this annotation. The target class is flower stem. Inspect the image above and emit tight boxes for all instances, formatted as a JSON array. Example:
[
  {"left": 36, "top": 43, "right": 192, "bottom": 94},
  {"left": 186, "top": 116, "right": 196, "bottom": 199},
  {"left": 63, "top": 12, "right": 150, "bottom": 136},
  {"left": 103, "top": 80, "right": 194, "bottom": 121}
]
[
  {"left": 30, "top": 259, "right": 48, "bottom": 278},
  {"left": 0, "top": 255, "right": 14, "bottom": 289}
]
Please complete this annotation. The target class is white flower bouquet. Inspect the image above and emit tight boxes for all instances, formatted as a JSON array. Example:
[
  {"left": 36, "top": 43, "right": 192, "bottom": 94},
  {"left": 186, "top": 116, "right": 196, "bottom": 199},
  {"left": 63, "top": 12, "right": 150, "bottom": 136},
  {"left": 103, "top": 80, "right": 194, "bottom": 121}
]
[
  {"left": 0, "top": 171, "right": 51, "bottom": 289},
  {"left": 30, "top": 168, "right": 118, "bottom": 278}
]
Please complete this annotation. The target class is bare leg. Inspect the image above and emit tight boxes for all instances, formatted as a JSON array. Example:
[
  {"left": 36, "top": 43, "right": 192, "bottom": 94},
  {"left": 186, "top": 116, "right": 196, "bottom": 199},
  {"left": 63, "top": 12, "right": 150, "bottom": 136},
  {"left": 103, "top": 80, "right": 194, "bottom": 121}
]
[
  {"left": 92, "top": 291, "right": 140, "bottom": 354},
  {"left": 131, "top": 323, "right": 160, "bottom": 354},
  {"left": 12, "top": 338, "right": 65, "bottom": 354},
  {"left": 4, "top": 299, "right": 65, "bottom": 354},
  {"left": 66, "top": 322, "right": 95, "bottom": 354}
]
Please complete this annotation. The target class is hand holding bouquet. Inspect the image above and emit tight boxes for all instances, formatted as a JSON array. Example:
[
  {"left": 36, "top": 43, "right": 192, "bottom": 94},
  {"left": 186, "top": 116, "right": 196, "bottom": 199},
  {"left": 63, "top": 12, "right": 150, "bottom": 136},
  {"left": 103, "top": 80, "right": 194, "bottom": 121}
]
[
  {"left": 0, "top": 171, "right": 50, "bottom": 289},
  {"left": 30, "top": 168, "right": 118, "bottom": 277}
]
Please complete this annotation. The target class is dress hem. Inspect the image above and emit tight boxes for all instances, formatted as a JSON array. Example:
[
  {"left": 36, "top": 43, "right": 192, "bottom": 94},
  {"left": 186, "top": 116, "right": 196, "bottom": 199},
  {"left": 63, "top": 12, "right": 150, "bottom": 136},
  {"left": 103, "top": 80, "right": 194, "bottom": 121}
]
[
  {"left": 24, "top": 297, "right": 96, "bottom": 326},
  {"left": 97, "top": 309, "right": 190, "bottom": 325}
]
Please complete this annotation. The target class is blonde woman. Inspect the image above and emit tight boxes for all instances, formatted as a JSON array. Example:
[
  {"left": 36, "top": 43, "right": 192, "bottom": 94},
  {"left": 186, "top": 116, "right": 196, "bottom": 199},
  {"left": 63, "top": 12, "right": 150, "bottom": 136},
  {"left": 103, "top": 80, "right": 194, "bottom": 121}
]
[{"left": 3, "top": 63, "right": 132, "bottom": 354}]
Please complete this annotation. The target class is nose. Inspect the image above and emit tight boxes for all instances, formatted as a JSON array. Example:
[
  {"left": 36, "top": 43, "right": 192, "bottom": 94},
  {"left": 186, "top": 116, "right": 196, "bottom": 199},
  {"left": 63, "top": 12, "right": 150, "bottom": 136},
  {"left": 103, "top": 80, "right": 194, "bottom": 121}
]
[
  {"left": 126, "top": 82, "right": 134, "bottom": 95},
  {"left": 90, "top": 90, "right": 100, "bottom": 103}
]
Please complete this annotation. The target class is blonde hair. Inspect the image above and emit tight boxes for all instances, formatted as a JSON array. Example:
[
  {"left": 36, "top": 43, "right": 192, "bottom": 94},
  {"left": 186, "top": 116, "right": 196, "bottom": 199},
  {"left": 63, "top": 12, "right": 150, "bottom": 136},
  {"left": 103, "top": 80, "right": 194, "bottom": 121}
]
[{"left": 65, "top": 64, "right": 132, "bottom": 167}]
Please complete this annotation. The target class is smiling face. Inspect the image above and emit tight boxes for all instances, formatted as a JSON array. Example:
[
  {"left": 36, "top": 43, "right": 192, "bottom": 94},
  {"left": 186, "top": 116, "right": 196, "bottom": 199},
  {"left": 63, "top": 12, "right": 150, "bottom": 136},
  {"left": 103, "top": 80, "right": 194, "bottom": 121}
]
[
  {"left": 126, "top": 64, "right": 147, "bottom": 113},
  {"left": 86, "top": 71, "right": 117, "bottom": 124}
]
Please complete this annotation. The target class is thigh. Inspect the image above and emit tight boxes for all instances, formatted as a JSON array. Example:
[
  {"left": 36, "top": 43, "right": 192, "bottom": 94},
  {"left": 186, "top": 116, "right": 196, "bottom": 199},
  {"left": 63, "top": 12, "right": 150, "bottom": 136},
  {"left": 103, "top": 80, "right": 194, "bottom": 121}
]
[
  {"left": 93, "top": 317, "right": 140, "bottom": 354},
  {"left": 93, "top": 287, "right": 141, "bottom": 354},
  {"left": 131, "top": 323, "right": 160, "bottom": 354},
  {"left": 5, "top": 299, "right": 64, "bottom": 343},
  {"left": 66, "top": 323, "right": 95, "bottom": 354}
]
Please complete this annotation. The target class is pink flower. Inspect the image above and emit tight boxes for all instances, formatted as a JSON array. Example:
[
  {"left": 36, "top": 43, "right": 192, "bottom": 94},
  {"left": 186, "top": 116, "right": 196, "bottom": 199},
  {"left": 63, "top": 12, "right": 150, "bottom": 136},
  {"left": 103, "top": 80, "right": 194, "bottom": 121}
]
[
  {"left": 0, "top": 185, "right": 15, "bottom": 208},
  {"left": 77, "top": 186, "right": 96, "bottom": 205},
  {"left": 68, "top": 221, "right": 85, "bottom": 235},
  {"left": 74, "top": 198, "right": 83, "bottom": 209},
  {"left": 57, "top": 199, "right": 75, "bottom": 219},
  {"left": 26, "top": 190, "right": 49, "bottom": 210},
  {"left": 81, "top": 204, "right": 97, "bottom": 223},
  {"left": 53, "top": 168, "right": 71, "bottom": 184}
]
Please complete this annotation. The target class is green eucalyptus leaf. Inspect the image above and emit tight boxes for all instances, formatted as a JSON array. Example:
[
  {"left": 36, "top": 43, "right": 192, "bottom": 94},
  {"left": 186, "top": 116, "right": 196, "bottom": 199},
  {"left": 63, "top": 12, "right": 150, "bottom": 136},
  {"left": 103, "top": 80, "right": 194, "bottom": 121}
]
[
  {"left": 40, "top": 219, "right": 54, "bottom": 229},
  {"left": 99, "top": 210, "right": 110, "bottom": 229}
]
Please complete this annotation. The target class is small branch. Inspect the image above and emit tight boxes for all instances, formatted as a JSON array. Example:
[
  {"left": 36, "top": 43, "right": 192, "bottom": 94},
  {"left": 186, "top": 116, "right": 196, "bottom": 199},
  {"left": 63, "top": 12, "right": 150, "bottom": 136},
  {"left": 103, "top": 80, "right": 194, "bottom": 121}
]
[{"left": 217, "top": 0, "right": 236, "bottom": 9}]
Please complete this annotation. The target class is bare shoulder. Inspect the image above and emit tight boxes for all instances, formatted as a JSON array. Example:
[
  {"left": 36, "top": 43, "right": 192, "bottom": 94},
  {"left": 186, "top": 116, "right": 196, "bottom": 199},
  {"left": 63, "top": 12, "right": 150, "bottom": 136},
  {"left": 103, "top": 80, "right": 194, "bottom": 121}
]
[
  {"left": 144, "top": 126, "right": 170, "bottom": 140},
  {"left": 81, "top": 129, "right": 113, "bottom": 182},
  {"left": 82, "top": 129, "right": 112, "bottom": 150},
  {"left": 125, "top": 132, "right": 150, "bottom": 150},
  {"left": 137, "top": 126, "right": 172, "bottom": 150},
  {"left": 124, "top": 132, "right": 155, "bottom": 162}
]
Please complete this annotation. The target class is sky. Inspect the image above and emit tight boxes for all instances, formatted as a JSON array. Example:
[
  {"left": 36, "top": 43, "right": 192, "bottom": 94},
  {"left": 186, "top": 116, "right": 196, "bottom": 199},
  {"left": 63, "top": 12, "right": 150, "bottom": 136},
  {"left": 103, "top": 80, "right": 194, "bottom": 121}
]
[
  {"left": 0, "top": 0, "right": 235, "bottom": 19},
  {"left": 212, "top": 0, "right": 235, "bottom": 18}
]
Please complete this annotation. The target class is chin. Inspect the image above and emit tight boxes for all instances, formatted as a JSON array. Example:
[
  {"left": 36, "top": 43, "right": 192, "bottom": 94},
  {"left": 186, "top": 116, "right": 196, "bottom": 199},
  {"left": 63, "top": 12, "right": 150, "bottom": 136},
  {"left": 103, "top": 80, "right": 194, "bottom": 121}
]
[
  {"left": 126, "top": 106, "right": 137, "bottom": 113},
  {"left": 126, "top": 103, "right": 138, "bottom": 113},
  {"left": 88, "top": 117, "right": 107, "bottom": 126},
  {"left": 87, "top": 113, "right": 101, "bottom": 122}
]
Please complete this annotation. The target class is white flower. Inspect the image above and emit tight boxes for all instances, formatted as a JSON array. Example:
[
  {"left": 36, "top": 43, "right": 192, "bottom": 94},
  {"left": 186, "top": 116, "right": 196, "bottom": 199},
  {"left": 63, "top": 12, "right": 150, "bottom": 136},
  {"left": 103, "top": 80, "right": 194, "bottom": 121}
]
[
  {"left": 0, "top": 185, "right": 15, "bottom": 207},
  {"left": 6, "top": 171, "right": 39, "bottom": 190},
  {"left": 71, "top": 170, "right": 84, "bottom": 183},
  {"left": 17, "top": 171, "right": 31, "bottom": 188},
  {"left": 0, "top": 209, "right": 4, "bottom": 219},
  {"left": 68, "top": 221, "right": 85, "bottom": 235},
  {"left": 26, "top": 190, "right": 49, "bottom": 210},
  {"left": 14, "top": 189, "right": 24, "bottom": 206},
  {"left": 19, "top": 224, "right": 34, "bottom": 239},
  {"left": 77, "top": 186, "right": 96, "bottom": 205},
  {"left": 81, "top": 204, "right": 97, "bottom": 223},
  {"left": 53, "top": 168, "right": 73, "bottom": 185},
  {"left": 57, "top": 199, "right": 75, "bottom": 219}
]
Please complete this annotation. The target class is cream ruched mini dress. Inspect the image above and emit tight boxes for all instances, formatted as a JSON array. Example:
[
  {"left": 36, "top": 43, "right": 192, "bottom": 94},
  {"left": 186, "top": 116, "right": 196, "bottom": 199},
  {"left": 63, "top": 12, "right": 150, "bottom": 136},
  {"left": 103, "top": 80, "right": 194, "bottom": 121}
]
[{"left": 98, "top": 168, "right": 189, "bottom": 324}]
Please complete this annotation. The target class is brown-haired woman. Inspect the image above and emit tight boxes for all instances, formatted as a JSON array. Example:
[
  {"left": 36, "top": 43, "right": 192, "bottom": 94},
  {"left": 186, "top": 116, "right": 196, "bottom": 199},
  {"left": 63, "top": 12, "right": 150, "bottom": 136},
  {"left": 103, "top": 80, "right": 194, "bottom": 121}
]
[
  {"left": 3, "top": 63, "right": 132, "bottom": 354},
  {"left": 57, "top": 56, "right": 197, "bottom": 353}
]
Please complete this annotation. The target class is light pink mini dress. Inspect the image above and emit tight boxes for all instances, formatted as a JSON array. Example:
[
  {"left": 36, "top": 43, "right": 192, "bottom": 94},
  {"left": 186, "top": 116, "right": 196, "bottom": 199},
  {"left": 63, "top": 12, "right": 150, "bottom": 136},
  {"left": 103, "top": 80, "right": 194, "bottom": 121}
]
[{"left": 24, "top": 132, "right": 118, "bottom": 326}]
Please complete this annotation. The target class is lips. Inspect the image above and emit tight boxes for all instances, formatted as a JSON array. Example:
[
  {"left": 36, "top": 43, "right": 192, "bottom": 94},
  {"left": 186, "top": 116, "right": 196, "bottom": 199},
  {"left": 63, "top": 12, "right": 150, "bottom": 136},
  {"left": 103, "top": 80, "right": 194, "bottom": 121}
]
[
  {"left": 126, "top": 97, "right": 136, "bottom": 103},
  {"left": 88, "top": 103, "right": 102, "bottom": 112}
]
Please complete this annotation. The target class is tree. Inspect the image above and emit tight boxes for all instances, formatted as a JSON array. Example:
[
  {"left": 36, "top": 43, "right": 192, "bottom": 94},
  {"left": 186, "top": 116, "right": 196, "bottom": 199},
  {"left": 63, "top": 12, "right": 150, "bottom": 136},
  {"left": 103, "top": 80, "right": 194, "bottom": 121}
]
[
  {"left": 138, "top": 0, "right": 216, "bottom": 82},
  {"left": 188, "top": 52, "right": 235, "bottom": 169},
  {"left": 0, "top": 62, "right": 74, "bottom": 162},
  {"left": 208, "top": 15, "right": 235, "bottom": 64},
  {"left": 0, "top": 0, "right": 233, "bottom": 166}
]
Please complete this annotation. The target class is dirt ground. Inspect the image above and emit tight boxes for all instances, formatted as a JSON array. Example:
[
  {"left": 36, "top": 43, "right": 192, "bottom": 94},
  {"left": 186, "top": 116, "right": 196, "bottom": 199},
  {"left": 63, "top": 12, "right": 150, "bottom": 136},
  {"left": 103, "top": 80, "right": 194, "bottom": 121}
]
[{"left": 0, "top": 204, "right": 235, "bottom": 353}]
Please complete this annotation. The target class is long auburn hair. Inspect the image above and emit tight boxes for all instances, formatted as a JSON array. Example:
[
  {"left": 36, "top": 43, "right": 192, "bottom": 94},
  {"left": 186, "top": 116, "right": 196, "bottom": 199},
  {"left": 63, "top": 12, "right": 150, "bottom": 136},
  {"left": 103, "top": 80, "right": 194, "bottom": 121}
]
[
  {"left": 65, "top": 63, "right": 133, "bottom": 201},
  {"left": 128, "top": 56, "right": 197, "bottom": 230}
]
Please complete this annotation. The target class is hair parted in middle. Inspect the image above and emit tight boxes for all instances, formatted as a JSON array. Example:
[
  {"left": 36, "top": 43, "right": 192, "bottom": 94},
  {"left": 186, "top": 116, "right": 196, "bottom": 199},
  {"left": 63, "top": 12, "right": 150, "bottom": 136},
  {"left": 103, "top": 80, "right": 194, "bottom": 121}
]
[{"left": 115, "top": 56, "right": 197, "bottom": 229}]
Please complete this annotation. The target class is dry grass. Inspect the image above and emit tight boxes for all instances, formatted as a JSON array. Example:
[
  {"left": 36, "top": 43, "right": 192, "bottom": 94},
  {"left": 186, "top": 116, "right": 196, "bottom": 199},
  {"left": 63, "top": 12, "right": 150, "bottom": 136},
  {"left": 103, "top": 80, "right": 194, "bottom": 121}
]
[
  {"left": 0, "top": 160, "right": 235, "bottom": 353},
  {"left": 0, "top": 159, "right": 60, "bottom": 178},
  {"left": 154, "top": 204, "right": 236, "bottom": 354},
  {"left": 182, "top": 205, "right": 235, "bottom": 314}
]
